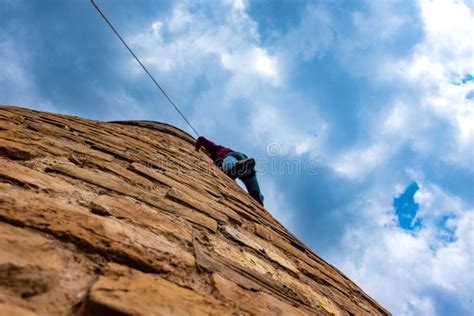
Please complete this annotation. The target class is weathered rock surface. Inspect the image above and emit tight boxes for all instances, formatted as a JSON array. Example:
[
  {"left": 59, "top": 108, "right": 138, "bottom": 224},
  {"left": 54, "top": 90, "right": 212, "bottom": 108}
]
[{"left": 0, "top": 105, "right": 390, "bottom": 315}]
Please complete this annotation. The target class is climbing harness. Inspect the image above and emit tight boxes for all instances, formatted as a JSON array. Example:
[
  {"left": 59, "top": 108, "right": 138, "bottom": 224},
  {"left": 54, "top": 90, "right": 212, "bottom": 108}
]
[{"left": 91, "top": 0, "right": 200, "bottom": 137}]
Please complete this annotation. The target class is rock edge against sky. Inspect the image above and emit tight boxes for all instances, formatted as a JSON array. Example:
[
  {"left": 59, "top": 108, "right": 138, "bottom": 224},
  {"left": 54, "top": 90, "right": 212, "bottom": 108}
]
[{"left": 0, "top": 105, "right": 388, "bottom": 315}]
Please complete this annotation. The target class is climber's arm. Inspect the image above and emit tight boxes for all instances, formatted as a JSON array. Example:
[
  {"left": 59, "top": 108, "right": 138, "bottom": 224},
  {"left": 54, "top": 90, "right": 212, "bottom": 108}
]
[{"left": 195, "top": 136, "right": 216, "bottom": 152}]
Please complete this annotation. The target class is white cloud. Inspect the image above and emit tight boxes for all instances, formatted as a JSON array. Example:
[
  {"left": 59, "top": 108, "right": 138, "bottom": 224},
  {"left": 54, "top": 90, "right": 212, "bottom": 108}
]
[
  {"left": 415, "top": 183, "right": 466, "bottom": 220},
  {"left": 331, "top": 143, "right": 392, "bottom": 179},
  {"left": 129, "top": 1, "right": 280, "bottom": 87},
  {"left": 330, "top": 100, "right": 415, "bottom": 179},
  {"left": 249, "top": 103, "right": 325, "bottom": 156},
  {"left": 384, "top": 0, "right": 474, "bottom": 169},
  {"left": 167, "top": 3, "right": 194, "bottom": 33},
  {"left": 319, "top": 1, "right": 474, "bottom": 314},
  {"left": 329, "top": 0, "right": 474, "bottom": 180},
  {"left": 127, "top": 1, "right": 326, "bottom": 154},
  {"left": 336, "top": 180, "right": 474, "bottom": 315},
  {"left": 220, "top": 47, "right": 281, "bottom": 84},
  {"left": 277, "top": 5, "right": 334, "bottom": 66},
  {"left": 228, "top": 0, "right": 246, "bottom": 11}
]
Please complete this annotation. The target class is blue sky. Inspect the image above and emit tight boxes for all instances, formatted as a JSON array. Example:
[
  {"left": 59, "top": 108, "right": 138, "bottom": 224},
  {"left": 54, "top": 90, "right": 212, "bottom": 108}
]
[{"left": 1, "top": 0, "right": 473, "bottom": 314}]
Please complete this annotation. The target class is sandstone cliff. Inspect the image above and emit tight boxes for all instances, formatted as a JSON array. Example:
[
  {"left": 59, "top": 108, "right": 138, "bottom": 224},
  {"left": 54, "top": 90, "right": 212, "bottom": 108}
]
[{"left": 0, "top": 105, "right": 389, "bottom": 315}]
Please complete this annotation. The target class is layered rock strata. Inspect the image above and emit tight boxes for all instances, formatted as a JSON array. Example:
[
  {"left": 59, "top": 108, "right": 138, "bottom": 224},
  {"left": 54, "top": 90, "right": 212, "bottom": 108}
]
[{"left": 0, "top": 106, "right": 389, "bottom": 315}]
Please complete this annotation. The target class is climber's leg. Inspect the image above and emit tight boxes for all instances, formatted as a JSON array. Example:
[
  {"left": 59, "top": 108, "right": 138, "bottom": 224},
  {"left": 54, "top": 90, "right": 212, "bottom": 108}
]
[
  {"left": 222, "top": 154, "right": 238, "bottom": 173},
  {"left": 240, "top": 171, "right": 264, "bottom": 206},
  {"left": 222, "top": 152, "right": 255, "bottom": 179}
]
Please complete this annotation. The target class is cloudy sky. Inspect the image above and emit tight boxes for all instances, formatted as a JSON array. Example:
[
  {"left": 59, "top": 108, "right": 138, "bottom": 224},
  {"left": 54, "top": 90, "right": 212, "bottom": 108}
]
[{"left": 1, "top": 0, "right": 473, "bottom": 314}]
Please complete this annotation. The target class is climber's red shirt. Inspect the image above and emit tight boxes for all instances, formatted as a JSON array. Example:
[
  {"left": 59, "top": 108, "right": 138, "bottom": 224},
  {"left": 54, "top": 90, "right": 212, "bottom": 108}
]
[{"left": 195, "top": 136, "right": 233, "bottom": 161}]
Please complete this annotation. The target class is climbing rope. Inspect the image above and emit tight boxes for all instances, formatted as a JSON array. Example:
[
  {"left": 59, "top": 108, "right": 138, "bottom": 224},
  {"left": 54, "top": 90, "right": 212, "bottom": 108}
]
[{"left": 91, "top": 0, "right": 200, "bottom": 137}]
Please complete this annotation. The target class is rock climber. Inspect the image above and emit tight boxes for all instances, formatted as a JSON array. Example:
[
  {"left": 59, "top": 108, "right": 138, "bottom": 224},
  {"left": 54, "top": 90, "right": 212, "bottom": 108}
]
[{"left": 195, "top": 136, "right": 264, "bottom": 206}]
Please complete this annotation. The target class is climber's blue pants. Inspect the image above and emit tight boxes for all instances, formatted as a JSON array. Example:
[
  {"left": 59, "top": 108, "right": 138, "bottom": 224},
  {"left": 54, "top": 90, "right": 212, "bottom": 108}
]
[{"left": 222, "top": 151, "right": 264, "bottom": 203}]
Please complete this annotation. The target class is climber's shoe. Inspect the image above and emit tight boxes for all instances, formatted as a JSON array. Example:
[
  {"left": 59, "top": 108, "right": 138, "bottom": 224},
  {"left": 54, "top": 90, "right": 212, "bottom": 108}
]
[
  {"left": 226, "top": 158, "right": 255, "bottom": 179},
  {"left": 250, "top": 189, "right": 264, "bottom": 206}
]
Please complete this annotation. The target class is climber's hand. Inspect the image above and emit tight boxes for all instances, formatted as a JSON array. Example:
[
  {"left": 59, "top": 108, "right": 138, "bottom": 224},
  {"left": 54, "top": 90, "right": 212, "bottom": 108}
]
[{"left": 195, "top": 137, "right": 203, "bottom": 151}]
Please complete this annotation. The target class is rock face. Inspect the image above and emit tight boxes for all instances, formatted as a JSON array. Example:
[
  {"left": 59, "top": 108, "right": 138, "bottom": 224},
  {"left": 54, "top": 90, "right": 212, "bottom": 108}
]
[{"left": 0, "top": 105, "right": 389, "bottom": 315}]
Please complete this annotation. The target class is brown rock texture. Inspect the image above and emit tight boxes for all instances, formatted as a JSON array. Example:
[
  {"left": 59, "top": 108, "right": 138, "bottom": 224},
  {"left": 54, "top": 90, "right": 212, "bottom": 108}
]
[{"left": 0, "top": 105, "right": 390, "bottom": 315}]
